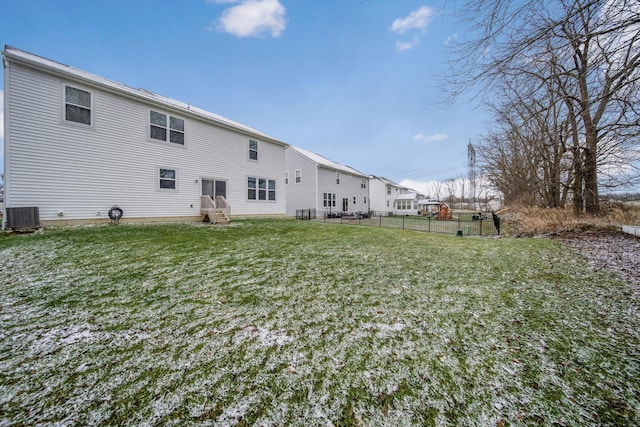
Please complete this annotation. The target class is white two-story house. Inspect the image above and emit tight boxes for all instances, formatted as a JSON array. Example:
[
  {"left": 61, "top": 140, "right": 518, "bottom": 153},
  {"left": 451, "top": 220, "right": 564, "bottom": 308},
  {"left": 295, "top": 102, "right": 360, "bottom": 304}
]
[
  {"left": 2, "top": 46, "right": 288, "bottom": 228},
  {"left": 369, "top": 176, "right": 430, "bottom": 215},
  {"left": 285, "top": 146, "right": 369, "bottom": 217}
]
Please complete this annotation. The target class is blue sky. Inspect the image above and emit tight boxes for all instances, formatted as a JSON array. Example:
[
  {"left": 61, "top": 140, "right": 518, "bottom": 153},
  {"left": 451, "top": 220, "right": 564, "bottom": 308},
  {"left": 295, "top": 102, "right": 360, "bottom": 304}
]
[{"left": 0, "top": 0, "right": 487, "bottom": 194}]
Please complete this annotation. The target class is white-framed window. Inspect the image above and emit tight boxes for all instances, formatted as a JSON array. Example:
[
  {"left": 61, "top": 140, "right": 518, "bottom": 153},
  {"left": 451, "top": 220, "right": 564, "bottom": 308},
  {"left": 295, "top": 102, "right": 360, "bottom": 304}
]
[
  {"left": 150, "top": 110, "right": 185, "bottom": 145},
  {"left": 64, "top": 84, "right": 92, "bottom": 126},
  {"left": 323, "top": 192, "right": 336, "bottom": 207},
  {"left": 249, "top": 140, "right": 258, "bottom": 161},
  {"left": 159, "top": 167, "right": 177, "bottom": 190},
  {"left": 295, "top": 169, "right": 302, "bottom": 184},
  {"left": 336, "top": 172, "right": 340, "bottom": 184},
  {"left": 387, "top": 186, "right": 391, "bottom": 195},
  {"left": 361, "top": 178, "right": 367, "bottom": 189},
  {"left": 353, "top": 196, "right": 356, "bottom": 204},
  {"left": 364, "top": 196, "right": 367, "bottom": 204},
  {"left": 285, "top": 171, "right": 289, "bottom": 185},
  {"left": 387, "top": 200, "right": 389, "bottom": 207},
  {"left": 248, "top": 176, "right": 276, "bottom": 201},
  {"left": 398, "top": 200, "right": 412, "bottom": 210}
]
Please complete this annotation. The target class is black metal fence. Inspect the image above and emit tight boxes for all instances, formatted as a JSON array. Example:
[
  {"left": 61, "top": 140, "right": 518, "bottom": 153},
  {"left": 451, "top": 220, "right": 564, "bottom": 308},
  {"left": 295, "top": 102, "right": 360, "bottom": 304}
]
[
  {"left": 296, "top": 209, "right": 317, "bottom": 220},
  {"left": 321, "top": 211, "right": 499, "bottom": 237}
]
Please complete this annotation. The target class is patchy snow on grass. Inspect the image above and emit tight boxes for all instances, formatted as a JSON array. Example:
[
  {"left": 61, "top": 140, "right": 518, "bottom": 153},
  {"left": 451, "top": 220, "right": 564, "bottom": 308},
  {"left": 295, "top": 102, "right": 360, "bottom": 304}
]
[{"left": 1, "top": 220, "right": 639, "bottom": 426}]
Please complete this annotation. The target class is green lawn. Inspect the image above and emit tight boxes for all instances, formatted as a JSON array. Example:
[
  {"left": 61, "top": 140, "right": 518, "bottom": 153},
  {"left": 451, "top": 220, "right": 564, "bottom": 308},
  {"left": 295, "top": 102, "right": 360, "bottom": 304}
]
[{"left": 0, "top": 219, "right": 638, "bottom": 426}]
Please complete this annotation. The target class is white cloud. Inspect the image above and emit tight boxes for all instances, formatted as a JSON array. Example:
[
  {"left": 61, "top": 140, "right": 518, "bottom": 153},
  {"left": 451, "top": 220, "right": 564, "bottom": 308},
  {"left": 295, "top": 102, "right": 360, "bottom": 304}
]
[
  {"left": 398, "top": 179, "right": 440, "bottom": 197},
  {"left": 212, "top": 0, "right": 286, "bottom": 38},
  {"left": 414, "top": 133, "right": 448, "bottom": 143},
  {"left": 444, "top": 33, "right": 458, "bottom": 46},
  {"left": 396, "top": 37, "right": 419, "bottom": 52},
  {"left": 391, "top": 6, "right": 434, "bottom": 35}
]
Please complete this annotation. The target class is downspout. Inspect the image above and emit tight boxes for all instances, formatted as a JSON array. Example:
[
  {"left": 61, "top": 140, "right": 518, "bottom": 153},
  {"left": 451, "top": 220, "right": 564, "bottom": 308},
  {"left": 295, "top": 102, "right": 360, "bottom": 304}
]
[
  {"left": 315, "top": 164, "right": 320, "bottom": 214},
  {"left": 2, "top": 52, "right": 10, "bottom": 231}
]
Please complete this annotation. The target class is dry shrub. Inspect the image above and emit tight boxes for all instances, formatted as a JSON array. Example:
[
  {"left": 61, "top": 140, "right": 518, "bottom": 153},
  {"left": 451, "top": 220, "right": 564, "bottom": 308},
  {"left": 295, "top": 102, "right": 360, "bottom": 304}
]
[{"left": 502, "top": 203, "right": 640, "bottom": 237}]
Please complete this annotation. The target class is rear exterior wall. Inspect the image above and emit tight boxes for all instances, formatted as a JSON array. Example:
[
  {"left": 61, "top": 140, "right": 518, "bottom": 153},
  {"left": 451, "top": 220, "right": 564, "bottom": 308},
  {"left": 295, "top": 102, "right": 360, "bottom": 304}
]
[{"left": 3, "top": 61, "right": 286, "bottom": 224}]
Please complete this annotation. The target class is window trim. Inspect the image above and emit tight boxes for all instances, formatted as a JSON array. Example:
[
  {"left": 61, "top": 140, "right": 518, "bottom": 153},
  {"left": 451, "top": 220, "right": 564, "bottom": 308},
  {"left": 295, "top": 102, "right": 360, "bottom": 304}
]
[
  {"left": 62, "top": 83, "right": 94, "bottom": 128},
  {"left": 285, "top": 171, "right": 289, "bottom": 185},
  {"left": 149, "top": 109, "right": 186, "bottom": 147},
  {"left": 247, "top": 176, "right": 276, "bottom": 202},
  {"left": 249, "top": 139, "right": 259, "bottom": 162},
  {"left": 323, "top": 192, "right": 336, "bottom": 208},
  {"left": 336, "top": 172, "right": 340, "bottom": 185},
  {"left": 158, "top": 167, "right": 178, "bottom": 191},
  {"left": 295, "top": 169, "right": 302, "bottom": 184}
]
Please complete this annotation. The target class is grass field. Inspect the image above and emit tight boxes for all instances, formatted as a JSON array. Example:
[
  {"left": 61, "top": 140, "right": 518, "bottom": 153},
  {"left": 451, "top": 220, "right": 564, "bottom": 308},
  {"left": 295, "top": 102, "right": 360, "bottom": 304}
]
[{"left": 1, "top": 219, "right": 638, "bottom": 426}]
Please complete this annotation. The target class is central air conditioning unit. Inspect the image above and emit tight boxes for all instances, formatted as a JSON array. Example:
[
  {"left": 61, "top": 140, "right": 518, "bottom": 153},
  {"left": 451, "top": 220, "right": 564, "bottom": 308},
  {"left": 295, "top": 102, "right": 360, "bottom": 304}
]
[{"left": 5, "top": 207, "right": 40, "bottom": 230}]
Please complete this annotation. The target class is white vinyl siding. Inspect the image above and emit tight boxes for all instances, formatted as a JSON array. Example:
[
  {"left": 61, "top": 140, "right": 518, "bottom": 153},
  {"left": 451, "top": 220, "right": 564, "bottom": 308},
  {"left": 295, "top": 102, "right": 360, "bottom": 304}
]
[{"left": 4, "top": 58, "right": 286, "bottom": 221}]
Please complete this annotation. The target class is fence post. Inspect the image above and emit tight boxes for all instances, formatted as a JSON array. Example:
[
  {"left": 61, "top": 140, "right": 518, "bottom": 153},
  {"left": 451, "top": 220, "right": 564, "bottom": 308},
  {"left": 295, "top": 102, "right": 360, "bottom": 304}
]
[
  {"left": 379, "top": 213, "right": 382, "bottom": 227},
  {"left": 403, "top": 215, "right": 405, "bottom": 229},
  {"left": 480, "top": 217, "right": 483, "bottom": 235}
]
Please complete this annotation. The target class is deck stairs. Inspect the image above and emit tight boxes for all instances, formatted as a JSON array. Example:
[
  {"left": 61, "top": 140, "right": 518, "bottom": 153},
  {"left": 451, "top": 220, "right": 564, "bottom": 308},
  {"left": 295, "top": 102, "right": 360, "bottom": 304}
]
[{"left": 201, "top": 195, "right": 231, "bottom": 225}]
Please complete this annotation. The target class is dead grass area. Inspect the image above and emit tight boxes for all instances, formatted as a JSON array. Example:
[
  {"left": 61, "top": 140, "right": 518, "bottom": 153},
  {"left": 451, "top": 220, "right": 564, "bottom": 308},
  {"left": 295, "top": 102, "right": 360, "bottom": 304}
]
[{"left": 501, "top": 203, "right": 640, "bottom": 237}]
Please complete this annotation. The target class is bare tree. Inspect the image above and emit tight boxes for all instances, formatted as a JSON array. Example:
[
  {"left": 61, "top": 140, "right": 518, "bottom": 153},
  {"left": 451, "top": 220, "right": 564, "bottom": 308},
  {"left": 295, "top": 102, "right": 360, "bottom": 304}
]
[
  {"left": 458, "top": 176, "right": 467, "bottom": 208},
  {"left": 444, "top": 178, "right": 458, "bottom": 206},
  {"left": 446, "top": 0, "right": 640, "bottom": 213},
  {"left": 431, "top": 181, "right": 444, "bottom": 201}
]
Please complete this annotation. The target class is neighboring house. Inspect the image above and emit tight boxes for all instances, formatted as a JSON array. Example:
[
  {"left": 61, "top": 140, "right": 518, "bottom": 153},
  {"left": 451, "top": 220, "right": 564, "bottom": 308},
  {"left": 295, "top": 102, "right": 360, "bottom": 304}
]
[
  {"left": 369, "top": 176, "right": 429, "bottom": 215},
  {"left": 2, "top": 46, "right": 288, "bottom": 227},
  {"left": 285, "top": 146, "right": 369, "bottom": 217},
  {"left": 369, "top": 176, "right": 407, "bottom": 214}
]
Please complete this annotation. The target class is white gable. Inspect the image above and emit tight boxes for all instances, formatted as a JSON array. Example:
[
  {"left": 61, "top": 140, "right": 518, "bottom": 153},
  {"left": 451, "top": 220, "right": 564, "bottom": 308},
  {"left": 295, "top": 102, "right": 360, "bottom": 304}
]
[{"left": 3, "top": 46, "right": 285, "bottom": 146}]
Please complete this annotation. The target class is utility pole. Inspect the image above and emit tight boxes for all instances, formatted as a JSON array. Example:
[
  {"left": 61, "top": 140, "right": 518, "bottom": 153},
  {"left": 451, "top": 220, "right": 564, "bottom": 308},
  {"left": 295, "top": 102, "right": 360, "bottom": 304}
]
[{"left": 468, "top": 141, "right": 477, "bottom": 210}]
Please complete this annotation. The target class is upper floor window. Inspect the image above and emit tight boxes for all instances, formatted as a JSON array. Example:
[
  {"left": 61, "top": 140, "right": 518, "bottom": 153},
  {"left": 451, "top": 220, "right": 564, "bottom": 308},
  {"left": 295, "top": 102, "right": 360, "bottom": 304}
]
[
  {"left": 387, "top": 186, "right": 391, "bottom": 195},
  {"left": 285, "top": 171, "right": 289, "bottom": 185},
  {"left": 295, "top": 169, "right": 302, "bottom": 184},
  {"left": 64, "top": 85, "right": 92, "bottom": 125},
  {"left": 150, "top": 110, "right": 184, "bottom": 145},
  {"left": 336, "top": 172, "right": 340, "bottom": 184},
  {"left": 361, "top": 178, "right": 367, "bottom": 189},
  {"left": 249, "top": 140, "right": 258, "bottom": 161}
]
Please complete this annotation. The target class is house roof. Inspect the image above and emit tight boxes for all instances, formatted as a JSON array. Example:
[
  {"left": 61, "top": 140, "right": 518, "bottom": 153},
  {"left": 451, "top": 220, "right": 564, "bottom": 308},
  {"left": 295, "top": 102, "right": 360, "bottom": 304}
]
[
  {"left": 289, "top": 146, "right": 368, "bottom": 178},
  {"left": 396, "top": 193, "right": 419, "bottom": 200},
  {"left": 369, "top": 175, "right": 407, "bottom": 188},
  {"left": 2, "top": 45, "right": 287, "bottom": 147}
]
